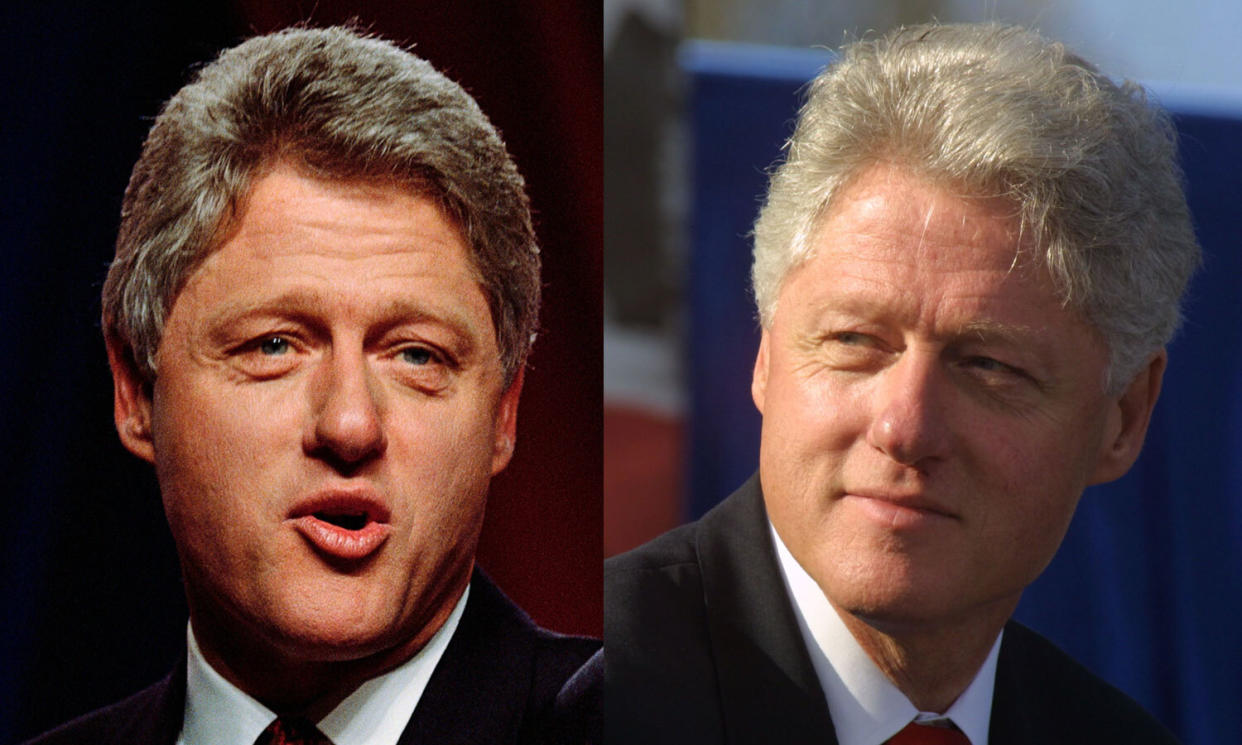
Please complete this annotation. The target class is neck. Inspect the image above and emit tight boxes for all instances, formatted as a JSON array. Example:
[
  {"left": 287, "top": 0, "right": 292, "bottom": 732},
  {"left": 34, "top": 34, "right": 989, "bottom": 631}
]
[
  {"left": 189, "top": 582, "right": 465, "bottom": 720},
  {"left": 832, "top": 597, "right": 1014, "bottom": 713}
]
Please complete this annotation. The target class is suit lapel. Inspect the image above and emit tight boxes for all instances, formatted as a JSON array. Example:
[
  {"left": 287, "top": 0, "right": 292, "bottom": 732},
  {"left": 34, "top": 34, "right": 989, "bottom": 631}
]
[
  {"left": 987, "top": 622, "right": 1050, "bottom": 745},
  {"left": 103, "top": 659, "right": 186, "bottom": 745},
  {"left": 150, "top": 663, "right": 187, "bottom": 745},
  {"left": 696, "top": 476, "right": 838, "bottom": 745},
  {"left": 396, "top": 570, "right": 536, "bottom": 745}
]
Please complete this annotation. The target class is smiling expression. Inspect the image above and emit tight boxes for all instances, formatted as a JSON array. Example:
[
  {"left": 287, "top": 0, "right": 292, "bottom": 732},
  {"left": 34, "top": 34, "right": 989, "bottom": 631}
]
[
  {"left": 752, "top": 163, "right": 1153, "bottom": 631},
  {"left": 111, "top": 164, "right": 520, "bottom": 666}
]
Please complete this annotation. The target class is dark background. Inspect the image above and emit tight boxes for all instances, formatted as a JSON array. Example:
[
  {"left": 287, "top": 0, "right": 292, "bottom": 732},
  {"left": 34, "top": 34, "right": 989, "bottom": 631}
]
[{"left": 1, "top": 2, "right": 601, "bottom": 741}]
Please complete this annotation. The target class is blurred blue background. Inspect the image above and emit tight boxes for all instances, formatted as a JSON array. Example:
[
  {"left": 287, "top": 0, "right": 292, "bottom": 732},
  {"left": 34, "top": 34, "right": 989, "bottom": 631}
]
[
  {"left": 681, "top": 38, "right": 1241, "bottom": 745},
  {"left": 605, "top": 4, "right": 1242, "bottom": 742}
]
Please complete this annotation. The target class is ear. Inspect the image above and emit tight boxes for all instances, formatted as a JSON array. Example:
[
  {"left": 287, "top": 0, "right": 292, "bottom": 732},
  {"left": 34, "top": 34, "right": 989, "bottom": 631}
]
[
  {"left": 490, "top": 367, "right": 524, "bottom": 475},
  {"left": 105, "top": 333, "right": 156, "bottom": 464},
  {"left": 751, "top": 330, "right": 771, "bottom": 415},
  {"left": 1088, "top": 350, "right": 1166, "bottom": 485}
]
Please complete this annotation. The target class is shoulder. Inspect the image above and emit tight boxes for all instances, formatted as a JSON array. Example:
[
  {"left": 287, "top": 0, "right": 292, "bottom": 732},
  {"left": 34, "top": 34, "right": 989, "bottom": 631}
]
[
  {"left": 528, "top": 622, "right": 603, "bottom": 708},
  {"left": 19, "top": 672, "right": 181, "bottom": 745},
  {"left": 465, "top": 570, "right": 600, "bottom": 692},
  {"left": 603, "top": 475, "right": 769, "bottom": 665},
  {"left": 425, "top": 570, "right": 600, "bottom": 744},
  {"left": 527, "top": 626, "right": 602, "bottom": 745},
  {"left": 605, "top": 516, "right": 709, "bottom": 645},
  {"left": 549, "top": 647, "right": 602, "bottom": 745},
  {"left": 606, "top": 519, "right": 703, "bottom": 592},
  {"left": 604, "top": 478, "right": 763, "bottom": 641},
  {"left": 994, "top": 622, "right": 1181, "bottom": 744},
  {"left": 604, "top": 475, "right": 763, "bottom": 602},
  {"left": 604, "top": 515, "right": 725, "bottom": 744}
]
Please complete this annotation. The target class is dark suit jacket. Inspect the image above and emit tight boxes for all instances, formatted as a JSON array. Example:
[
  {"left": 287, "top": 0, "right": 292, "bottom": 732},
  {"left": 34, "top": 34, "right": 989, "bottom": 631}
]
[
  {"left": 605, "top": 475, "right": 1181, "bottom": 744},
  {"left": 24, "top": 570, "right": 600, "bottom": 745}
]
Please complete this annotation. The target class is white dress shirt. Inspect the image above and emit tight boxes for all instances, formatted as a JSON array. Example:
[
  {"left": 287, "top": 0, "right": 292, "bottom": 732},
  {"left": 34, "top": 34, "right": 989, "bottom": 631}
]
[
  {"left": 177, "top": 583, "right": 469, "bottom": 745},
  {"left": 771, "top": 526, "right": 1001, "bottom": 745}
]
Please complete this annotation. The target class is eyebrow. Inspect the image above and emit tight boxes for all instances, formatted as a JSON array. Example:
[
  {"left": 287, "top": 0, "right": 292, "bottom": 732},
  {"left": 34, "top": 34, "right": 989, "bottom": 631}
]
[
  {"left": 812, "top": 300, "right": 1044, "bottom": 351},
  {"left": 958, "top": 319, "right": 1040, "bottom": 346},
  {"left": 203, "top": 290, "right": 487, "bottom": 354}
]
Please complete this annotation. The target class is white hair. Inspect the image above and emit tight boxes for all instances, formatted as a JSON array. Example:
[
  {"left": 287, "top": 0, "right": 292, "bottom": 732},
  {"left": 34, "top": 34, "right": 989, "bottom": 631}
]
[{"left": 753, "top": 23, "right": 1200, "bottom": 392}]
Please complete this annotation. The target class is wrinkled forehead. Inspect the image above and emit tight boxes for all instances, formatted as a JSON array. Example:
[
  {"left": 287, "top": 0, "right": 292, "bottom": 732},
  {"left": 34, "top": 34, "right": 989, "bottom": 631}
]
[
  {"left": 784, "top": 164, "right": 1106, "bottom": 344},
  {"left": 796, "top": 164, "right": 1041, "bottom": 289},
  {"left": 168, "top": 166, "right": 497, "bottom": 340},
  {"left": 173, "top": 160, "right": 488, "bottom": 310}
]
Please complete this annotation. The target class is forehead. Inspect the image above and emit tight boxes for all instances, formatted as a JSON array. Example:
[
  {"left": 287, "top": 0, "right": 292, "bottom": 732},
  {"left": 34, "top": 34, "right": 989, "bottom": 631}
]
[
  {"left": 790, "top": 166, "right": 1052, "bottom": 321},
  {"left": 218, "top": 167, "right": 471, "bottom": 266},
  {"left": 779, "top": 164, "right": 1108, "bottom": 364},
  {"left": 170, "top": 166, "right": 495, "bottom": 347},
  {"left": 817, "top": 165, "right": 1022, "bottom": 269}
]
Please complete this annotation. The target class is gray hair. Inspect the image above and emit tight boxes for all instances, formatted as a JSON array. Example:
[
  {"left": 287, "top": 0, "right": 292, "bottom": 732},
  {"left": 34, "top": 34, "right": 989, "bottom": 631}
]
[
  {"left": 103, "top": 26, "right": 540, "bottom": 386},
  {"left": 753, "top": 23, "right": 1200, "bottom": 392}
]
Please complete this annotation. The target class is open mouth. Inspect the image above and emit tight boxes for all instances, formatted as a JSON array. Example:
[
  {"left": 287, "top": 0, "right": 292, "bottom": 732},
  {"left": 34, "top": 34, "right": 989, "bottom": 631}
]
[
  {"left": 289, "top": 492, "right": 392, "bottom": 561},
  {"left": 314, "top": 510, "right": 369, "bottom": 531}
]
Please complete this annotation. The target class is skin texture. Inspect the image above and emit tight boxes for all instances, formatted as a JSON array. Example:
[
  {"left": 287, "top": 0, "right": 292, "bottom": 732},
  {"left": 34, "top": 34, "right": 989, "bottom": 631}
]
[
  {"left": 751, "top": 163, "right": 1164, "bottom": 712},
  {"left": 107, "top": 164, "right": 522, "bottom": 714}
]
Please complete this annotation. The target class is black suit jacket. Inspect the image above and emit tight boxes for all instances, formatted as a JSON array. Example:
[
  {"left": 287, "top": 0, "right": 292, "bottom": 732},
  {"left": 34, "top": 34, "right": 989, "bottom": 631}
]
[
  {"left": 24, "top": 570, "right": 600, "bottom": 745},
  {"left": 605, "top": 475, "right": 1180, "bottom": 744}
]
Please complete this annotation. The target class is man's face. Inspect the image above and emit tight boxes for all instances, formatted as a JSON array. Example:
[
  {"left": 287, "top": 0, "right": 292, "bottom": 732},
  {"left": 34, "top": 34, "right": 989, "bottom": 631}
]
[
  {"left": 111, "top": 165, "right": 519, "bottom": 664},
  {"left": 752, "top": 164, "right": 1159, "bottom": 631}
]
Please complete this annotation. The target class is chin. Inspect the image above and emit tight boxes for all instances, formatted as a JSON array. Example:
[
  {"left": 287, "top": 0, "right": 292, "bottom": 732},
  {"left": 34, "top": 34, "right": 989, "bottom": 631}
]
[
  {"left": 245, "top": 587, "right": 410, "bottom": 662},
  {"left": 821, "top": 559, "right": 964, "bottom": 628},
  {"left": 263, "top": 613, "right": 401, "bottom": 663},
  {"left": 846, "top": 595, "right": 956, "bottom": 632}
]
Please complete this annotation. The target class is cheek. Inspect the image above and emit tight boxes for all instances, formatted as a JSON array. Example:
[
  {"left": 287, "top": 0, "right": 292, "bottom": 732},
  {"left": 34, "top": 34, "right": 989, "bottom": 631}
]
[
  {"left": 151, "top": 381, "right": 295, "bottom": 549},
  {"left": 763, "top": 358, "right": 870, "bottom": 460},
  {"left": 760, "top": 366, "right": 873, "bottom": 545},
  {"left": 389, "top": 399, "right": 498, "bottom": 517},
  {"left": 966, "top": 425, "right": 1085, "bottom": 561},
  {"left": 397, "top": 395, "right": 497, "bottom": 463}
]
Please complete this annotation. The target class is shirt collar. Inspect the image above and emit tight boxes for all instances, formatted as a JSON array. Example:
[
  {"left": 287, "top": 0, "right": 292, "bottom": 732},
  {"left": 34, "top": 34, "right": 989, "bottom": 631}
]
[
  {"left": 179, "top": 582, "right": 469, "bottom": 745},
  {"left": 770, "top": 524, "right": 1001, "bottom": 745}
]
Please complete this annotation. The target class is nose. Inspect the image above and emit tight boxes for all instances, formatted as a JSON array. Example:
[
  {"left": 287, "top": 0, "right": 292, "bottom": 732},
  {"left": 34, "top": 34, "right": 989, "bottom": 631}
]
[
  {"left": 304, "top": 348, "right": 387, "bottom": 470},
  {"left": 865, "top": 350, "right": 950, "bottom": 468}
]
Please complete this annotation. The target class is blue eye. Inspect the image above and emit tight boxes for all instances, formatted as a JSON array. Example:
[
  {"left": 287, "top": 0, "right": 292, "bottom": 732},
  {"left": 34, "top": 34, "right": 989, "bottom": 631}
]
[
  {"left": 259, "top": 337, "right": 290, "bottom": 356},
  {"left": 968, "top": 356, "right": 1008, "bottom": 372},
  {"left": 401, "top": 347, "right": 434, "bottom": 366}
]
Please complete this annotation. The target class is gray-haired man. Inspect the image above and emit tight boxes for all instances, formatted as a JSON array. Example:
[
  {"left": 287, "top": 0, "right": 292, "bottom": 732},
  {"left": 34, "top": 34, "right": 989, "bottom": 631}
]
[
  {"left": 28, "top": 26, "right": 597, "bottom": 745},
  {"left": 607, "top": 23, "right": 1196, "bottom": 745}
]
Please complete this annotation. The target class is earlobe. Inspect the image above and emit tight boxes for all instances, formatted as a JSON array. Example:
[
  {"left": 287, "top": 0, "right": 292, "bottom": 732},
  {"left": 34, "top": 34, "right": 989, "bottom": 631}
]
[
  {"left": 1089, "top": 350, "right": 1166, "bottom": 485},
  {"left": 752, "top": 331, "right": 770, "bottom": 414},
  {"left": 105, "top": 333, "right": 156, "bottom": 464},
  {"left": 491, "top": 368, "right": 524, "bottom": 475}
]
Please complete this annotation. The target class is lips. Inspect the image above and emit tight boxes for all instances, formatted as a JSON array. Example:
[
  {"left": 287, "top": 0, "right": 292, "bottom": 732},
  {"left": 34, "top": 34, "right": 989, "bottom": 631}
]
[
  {"left": 287, "top": 490, "right": 392, "bottom": 562},
  {"left": 843, "top": 490, "right": 958, "bottom": 529}
]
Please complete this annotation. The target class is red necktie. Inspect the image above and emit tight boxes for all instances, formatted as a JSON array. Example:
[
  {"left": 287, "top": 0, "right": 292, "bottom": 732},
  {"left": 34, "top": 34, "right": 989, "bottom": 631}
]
[
  {"left": 885, "top": 721, "right": 971, "bottom": 745},
  {"left": 253, "top": 716, "right": 334, "bottom": 745}
]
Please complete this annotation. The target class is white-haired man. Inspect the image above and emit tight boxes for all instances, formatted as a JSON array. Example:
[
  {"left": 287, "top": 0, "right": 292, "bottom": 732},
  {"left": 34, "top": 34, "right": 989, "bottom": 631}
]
[{"left": 606, "top": 23, "right": 1197, "bottom": 745}]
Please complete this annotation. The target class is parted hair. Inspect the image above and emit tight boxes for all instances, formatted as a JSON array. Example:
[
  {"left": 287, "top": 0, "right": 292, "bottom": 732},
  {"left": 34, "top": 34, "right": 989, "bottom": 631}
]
[
  {"left": 753, "top": 23, "right": 1200, "bottom": 391},
  {"left": 102, "top": 25, "right": 540, "bottom": 385}
]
